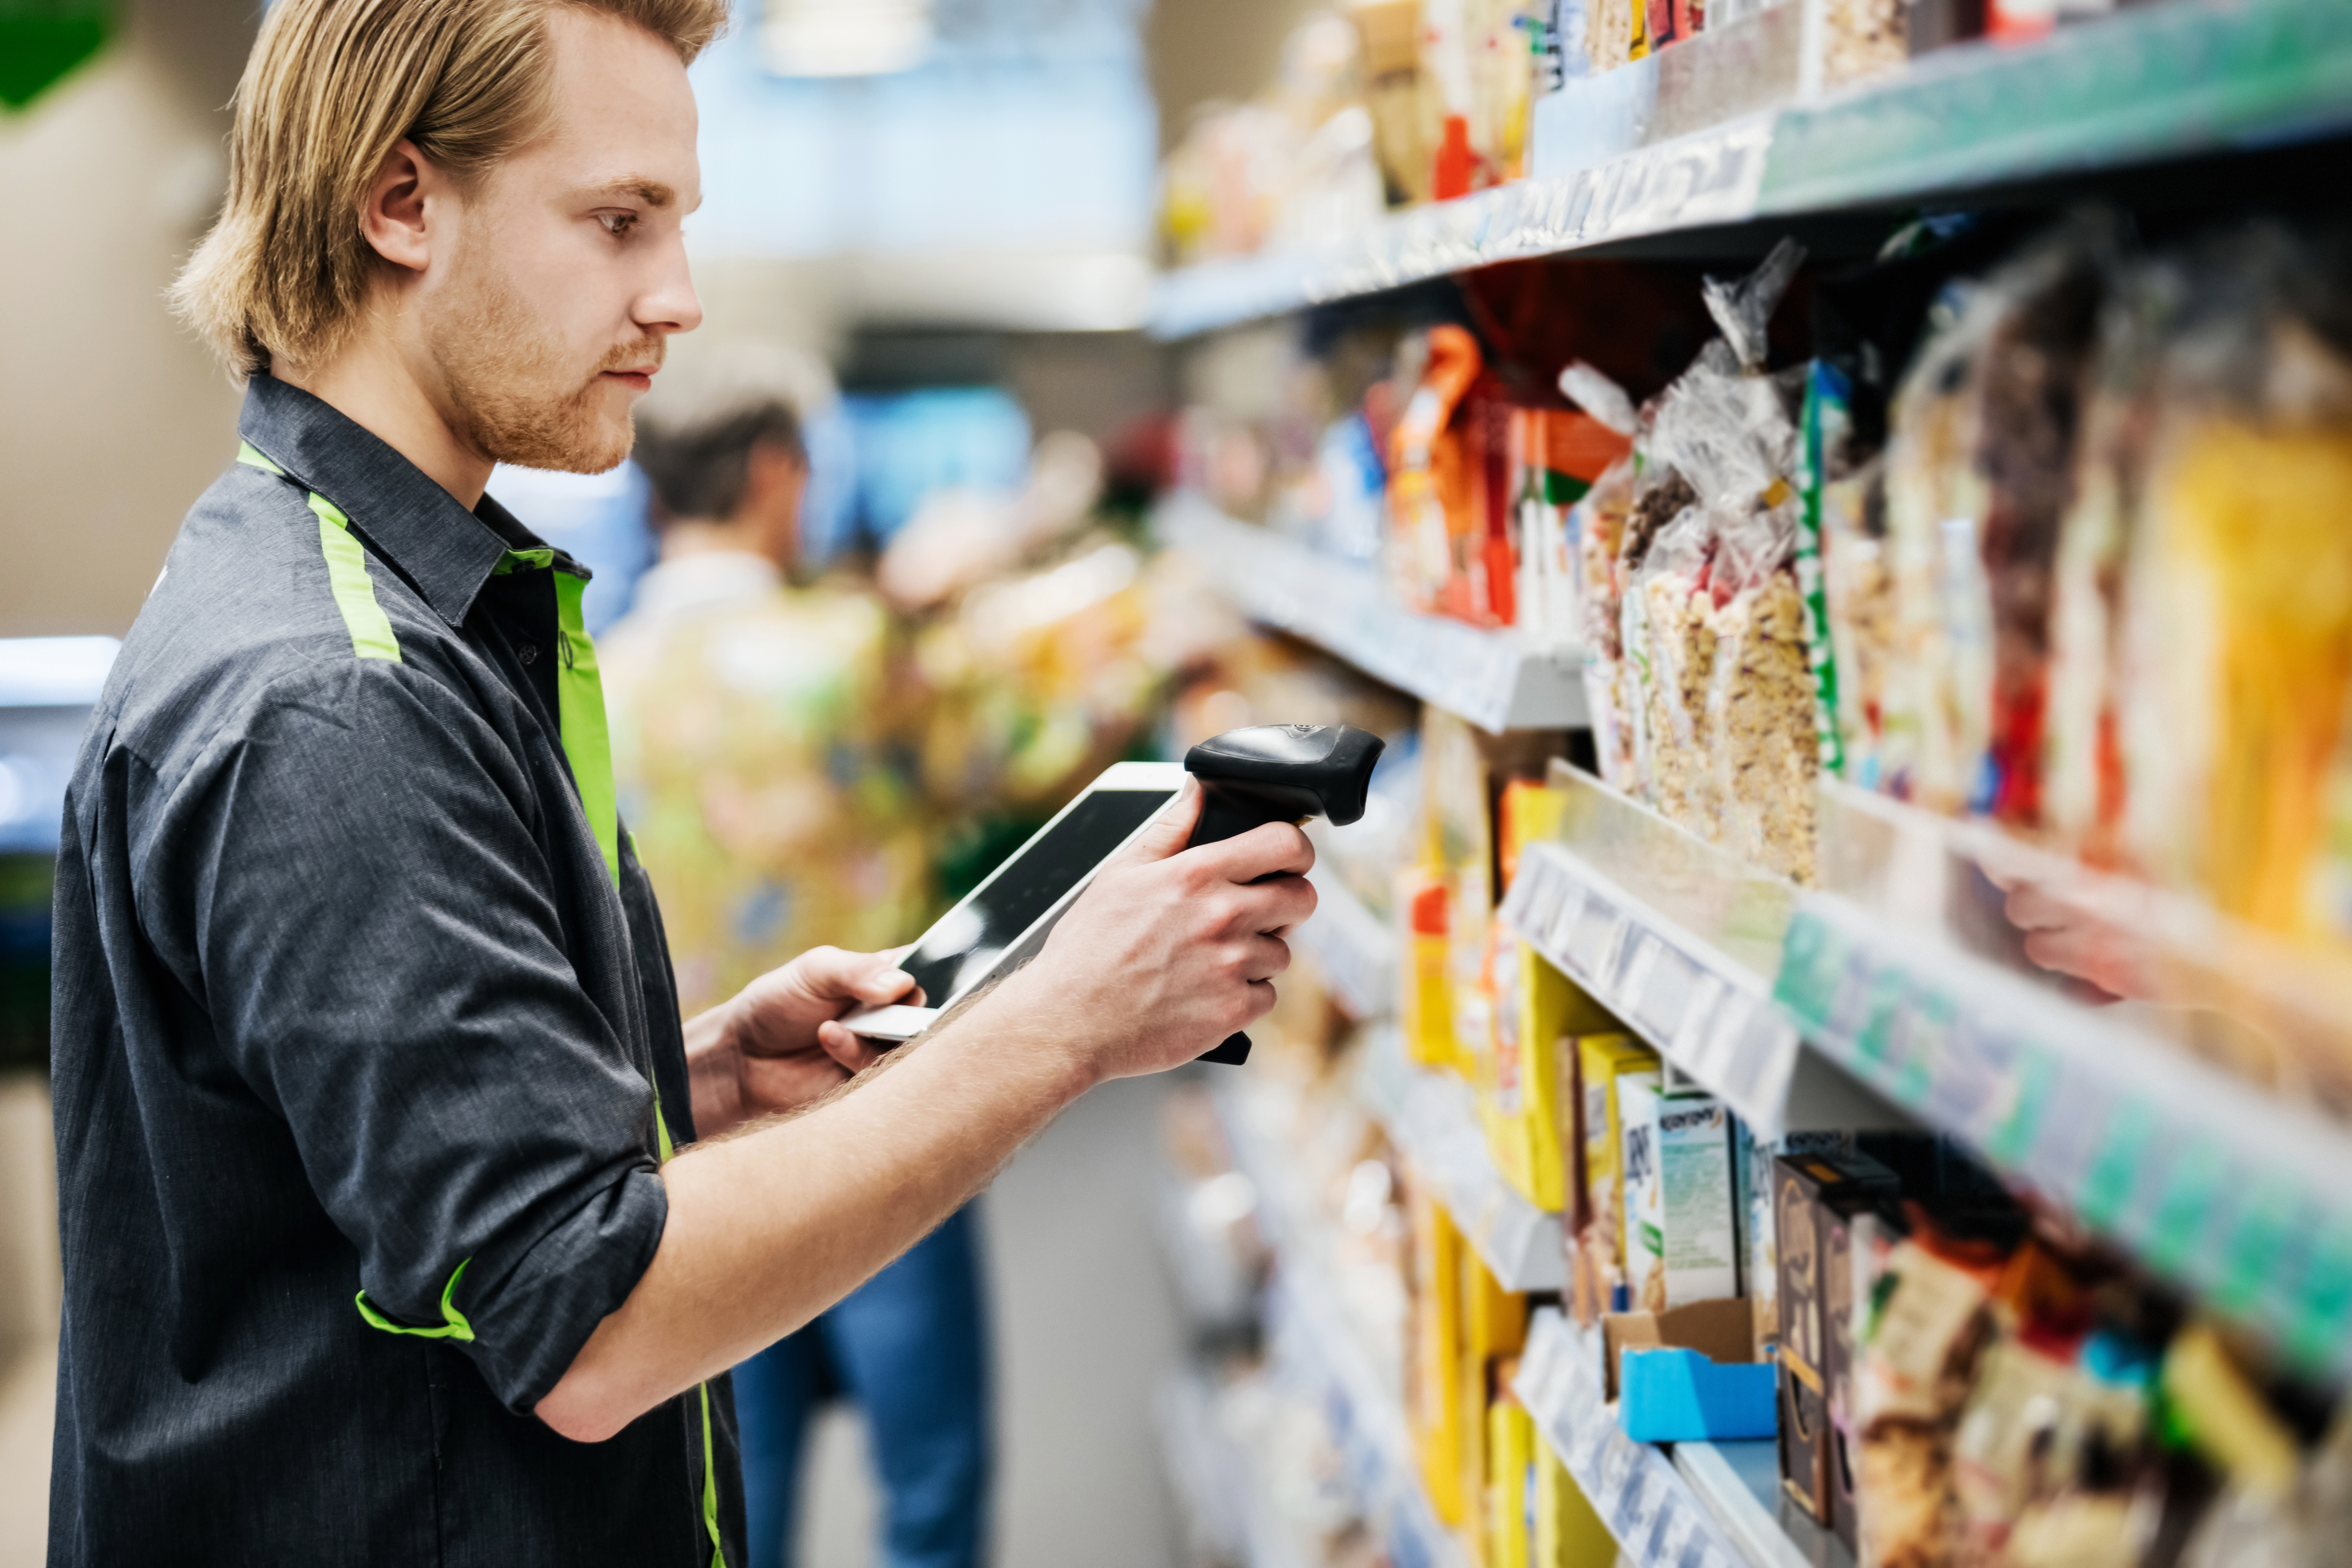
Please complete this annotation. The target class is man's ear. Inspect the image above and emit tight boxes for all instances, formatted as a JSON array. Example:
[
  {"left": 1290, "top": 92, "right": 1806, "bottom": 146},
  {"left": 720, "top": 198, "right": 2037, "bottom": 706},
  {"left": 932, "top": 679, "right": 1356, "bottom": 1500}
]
[{"left": 359, "top": 138, "right": 439, "bottom": 275}]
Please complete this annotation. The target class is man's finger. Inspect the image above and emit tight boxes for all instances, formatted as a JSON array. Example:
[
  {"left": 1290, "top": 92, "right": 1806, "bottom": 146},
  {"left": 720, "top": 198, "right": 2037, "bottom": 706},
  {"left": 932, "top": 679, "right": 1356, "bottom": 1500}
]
[
  {"left": 817, "top": 1020, "right": 889, "bottom": 1073},
  {"left": 1232, "top": 870, "right": 1316, "bottom": 934},
  {"left": 1195, "top": 819, "right": 1315, "bottom": 885},
  {"left": 1243, "top": 933, "right": 1292, "bottom": 982},
  {"left": 1105, "top": 778, "right": 1203, "bottom": 870},
  {"left": 853, "top": 967, "right": 920, "bottom": 1005},
  {"left": 792, "top": 946, "right": 915, "bottom": 1007}
]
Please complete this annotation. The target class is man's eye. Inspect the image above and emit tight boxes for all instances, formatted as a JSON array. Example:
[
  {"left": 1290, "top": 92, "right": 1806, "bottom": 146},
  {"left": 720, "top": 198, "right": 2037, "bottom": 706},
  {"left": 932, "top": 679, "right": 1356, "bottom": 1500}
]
[{"left": 599, "top": 212, "right": 638, "bottom": 238}]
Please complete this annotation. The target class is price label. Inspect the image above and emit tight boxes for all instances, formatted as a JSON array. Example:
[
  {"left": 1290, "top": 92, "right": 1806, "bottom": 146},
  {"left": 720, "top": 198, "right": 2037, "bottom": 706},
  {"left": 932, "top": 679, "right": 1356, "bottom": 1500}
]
[
  {"left": 1673, "top": 971, "right": 1726, "bottom": 1069},
  {"left": 2077, "top": 1096, "right": 2157, "bottom": 1232},
  {"left": 1617, "top": 933, "right": 1660, "bottom": 1011},
  {"left": 1544, "top": 878, "right": 1588, "bottom": 957},
  {"left": 1635, "top": 941, "right": 1698, "bottom": 1047},
  {"left": 1692, "top": 986, "right": 1751, "bottom": 1087},
  {"left": 2213, "top": 1173, "right": 2301, "bottom": 1319},
  {"left": 1567, "top": 897, "right": 1626, "bottom": 989},
  {"left": 1657, "top": 1502, "right": 1697, "bottom": 1565},
  {"left": 1771, "top": 905, "right": 1850, "bottom": 1027},
  {"left": 2136, "top": 1133, "right": 2226, "bottom": 1279}
]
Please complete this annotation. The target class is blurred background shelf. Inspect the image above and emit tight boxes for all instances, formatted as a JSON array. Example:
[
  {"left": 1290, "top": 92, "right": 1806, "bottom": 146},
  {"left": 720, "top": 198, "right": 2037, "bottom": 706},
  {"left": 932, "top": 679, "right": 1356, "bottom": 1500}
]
[
  {"left": 1152, "top": 0, "right": 2352, "bottom": 338},
  {"left": 1156, "top": 497, "right": 1588, "bottom": 734},
  {"left": 1357, "top": 1029, "right": 1566, "bottom": 1293},
  {"left": 1218, "top": 1076, "right": 1472, "bottom": 1568},
  {"left": 1296, "top": 866, "right": 1398, "bottom": 1024},
  {"left": 1158, "top": 1368, "right": 1314, "bottom": 1568}
]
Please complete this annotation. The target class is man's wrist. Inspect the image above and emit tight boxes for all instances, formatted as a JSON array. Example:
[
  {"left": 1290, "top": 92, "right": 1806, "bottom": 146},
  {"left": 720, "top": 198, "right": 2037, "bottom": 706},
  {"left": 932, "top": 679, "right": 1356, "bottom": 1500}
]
[
  {"left": 682, "top": 996, "right": 747, "bottom": 1135},
  {"left": 957, "top": 966, "right": 1103, "bottom": 1104}
]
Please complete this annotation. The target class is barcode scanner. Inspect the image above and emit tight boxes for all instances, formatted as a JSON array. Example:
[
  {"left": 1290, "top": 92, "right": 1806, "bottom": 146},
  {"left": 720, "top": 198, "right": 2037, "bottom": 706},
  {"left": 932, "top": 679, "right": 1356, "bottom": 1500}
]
[{"left": 1185, "top": 724, "right": 1385, "bottom": 1065}]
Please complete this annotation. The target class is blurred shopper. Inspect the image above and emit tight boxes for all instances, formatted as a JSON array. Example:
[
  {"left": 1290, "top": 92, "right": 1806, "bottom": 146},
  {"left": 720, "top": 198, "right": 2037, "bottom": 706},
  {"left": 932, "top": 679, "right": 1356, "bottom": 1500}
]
[
  {"left": 605, "top": 347, "right": 989, "bottom": 1568},
  {"left": 48, "top": 3, "right": 1313, "bottom": 1564}
]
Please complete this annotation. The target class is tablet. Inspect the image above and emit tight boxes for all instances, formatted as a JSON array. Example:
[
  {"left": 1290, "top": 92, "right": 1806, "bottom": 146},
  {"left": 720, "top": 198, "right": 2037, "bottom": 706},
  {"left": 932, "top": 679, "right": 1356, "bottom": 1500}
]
[{"left": 841, "top": 761, "right": 1186, "bottom": 1042}]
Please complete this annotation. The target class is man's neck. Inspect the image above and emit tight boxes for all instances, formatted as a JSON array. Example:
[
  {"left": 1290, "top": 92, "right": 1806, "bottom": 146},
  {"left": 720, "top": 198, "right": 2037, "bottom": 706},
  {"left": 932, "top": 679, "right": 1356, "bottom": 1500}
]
[{"left": 270, "top": 339, "right": 495, "bottom": 510}]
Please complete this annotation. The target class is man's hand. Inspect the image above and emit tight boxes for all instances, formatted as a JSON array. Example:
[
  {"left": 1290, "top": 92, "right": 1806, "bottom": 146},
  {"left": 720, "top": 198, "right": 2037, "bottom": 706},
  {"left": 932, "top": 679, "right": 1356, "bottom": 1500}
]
[
  {"left": 979, "top": 780, "right": 1316, "bottom": 1089},
  {"left": 540, "top": 780, "right": 1318, "bottom": 1444},
  {"left": 686, "top": 948, "right": 922, "bottom": 1137}
]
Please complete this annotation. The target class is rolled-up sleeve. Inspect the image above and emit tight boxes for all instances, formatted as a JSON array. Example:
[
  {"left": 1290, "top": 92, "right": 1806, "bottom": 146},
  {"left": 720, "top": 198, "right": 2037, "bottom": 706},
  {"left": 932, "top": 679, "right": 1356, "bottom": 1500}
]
[{"left": 137, "top": 660, "right": 666, "bottom": 1412}]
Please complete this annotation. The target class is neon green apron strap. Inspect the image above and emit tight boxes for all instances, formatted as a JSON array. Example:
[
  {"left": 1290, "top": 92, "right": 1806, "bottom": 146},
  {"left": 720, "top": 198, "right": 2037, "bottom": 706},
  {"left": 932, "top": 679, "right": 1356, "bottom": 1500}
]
[
  {"left": 550, "top": 568, "right": 621, "bottom": 887},
  {"left": 308, "top": 493, "right": 403, "bottom": 662},
  {"left": 235, "top": 441, "right": 401, "bottom": 663},
  {"left": 699, "top": 1380, "right": 727, "bottom": 1567},
  {"left": 354, "top": 1259, "right": 477, "bottom": 1341}
]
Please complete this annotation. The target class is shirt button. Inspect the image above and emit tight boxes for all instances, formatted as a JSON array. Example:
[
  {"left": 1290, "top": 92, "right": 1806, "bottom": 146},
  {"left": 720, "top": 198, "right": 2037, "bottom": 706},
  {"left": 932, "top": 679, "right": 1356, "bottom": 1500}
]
[{"left": 518, "top": 643, "right": 538, "bottom": 665}]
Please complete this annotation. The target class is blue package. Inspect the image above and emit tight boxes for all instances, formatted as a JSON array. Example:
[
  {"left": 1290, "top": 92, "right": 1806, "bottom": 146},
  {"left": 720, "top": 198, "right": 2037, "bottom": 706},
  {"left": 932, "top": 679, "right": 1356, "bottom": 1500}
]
[{"left": 1618, "top": 1347, "right": 1778, "bottom": 1443}]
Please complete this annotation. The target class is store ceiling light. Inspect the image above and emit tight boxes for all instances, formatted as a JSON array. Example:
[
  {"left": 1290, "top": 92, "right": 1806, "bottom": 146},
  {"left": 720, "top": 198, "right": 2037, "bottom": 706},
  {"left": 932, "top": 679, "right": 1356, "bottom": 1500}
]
[{"left": 761, "top": 0, "right": 934, "bottom": 78}]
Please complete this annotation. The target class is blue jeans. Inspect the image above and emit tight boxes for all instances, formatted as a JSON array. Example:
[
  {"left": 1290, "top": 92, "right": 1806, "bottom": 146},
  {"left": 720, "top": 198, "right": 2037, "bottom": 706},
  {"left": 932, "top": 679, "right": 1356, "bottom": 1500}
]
[{"left": 732, "top": 1204, "right": 991, "bottom": 1568}]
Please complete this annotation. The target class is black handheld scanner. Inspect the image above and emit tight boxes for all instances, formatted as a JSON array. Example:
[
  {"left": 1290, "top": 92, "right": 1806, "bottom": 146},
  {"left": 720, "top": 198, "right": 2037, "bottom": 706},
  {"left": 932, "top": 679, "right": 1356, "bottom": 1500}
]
[{"left": 1184, "top": 724, "right": 1385, "bottom": 1065}]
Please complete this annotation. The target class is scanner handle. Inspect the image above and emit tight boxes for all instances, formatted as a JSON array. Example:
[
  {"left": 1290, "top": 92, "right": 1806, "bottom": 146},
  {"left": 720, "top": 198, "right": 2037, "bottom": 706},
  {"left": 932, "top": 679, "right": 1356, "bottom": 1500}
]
[{"left": 1180, "top": 724, "right": 1385, "bottom": 1070}]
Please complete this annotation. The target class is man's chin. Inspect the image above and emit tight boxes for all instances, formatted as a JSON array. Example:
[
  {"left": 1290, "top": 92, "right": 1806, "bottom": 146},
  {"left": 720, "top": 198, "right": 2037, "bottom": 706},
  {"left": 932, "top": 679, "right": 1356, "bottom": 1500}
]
[{"left": 486, "top": 415, "right": 633, "bottom": 476}]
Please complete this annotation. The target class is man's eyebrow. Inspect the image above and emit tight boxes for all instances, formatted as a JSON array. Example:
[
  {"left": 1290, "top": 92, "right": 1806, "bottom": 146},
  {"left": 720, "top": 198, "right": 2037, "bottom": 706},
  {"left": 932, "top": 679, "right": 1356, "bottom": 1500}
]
[{"left": 583, "top": 175, "right": 677, "bottom": 208}]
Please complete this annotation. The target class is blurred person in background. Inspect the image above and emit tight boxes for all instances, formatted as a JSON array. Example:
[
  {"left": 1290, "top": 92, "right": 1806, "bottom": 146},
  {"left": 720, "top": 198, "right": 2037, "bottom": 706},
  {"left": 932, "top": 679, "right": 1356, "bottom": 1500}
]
[{"left": 604, "top": 344, "right": 989, "bottom": 1568}]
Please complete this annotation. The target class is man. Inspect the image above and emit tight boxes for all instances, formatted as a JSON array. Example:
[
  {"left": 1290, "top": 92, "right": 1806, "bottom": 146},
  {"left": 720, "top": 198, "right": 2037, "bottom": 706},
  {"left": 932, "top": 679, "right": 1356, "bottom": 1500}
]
[
  {"left": 49, "top": 4, "right": 1312, "bottom": 1565},
  {"left": 605, "top": 347, "right": 988, "bottom": 1568}
]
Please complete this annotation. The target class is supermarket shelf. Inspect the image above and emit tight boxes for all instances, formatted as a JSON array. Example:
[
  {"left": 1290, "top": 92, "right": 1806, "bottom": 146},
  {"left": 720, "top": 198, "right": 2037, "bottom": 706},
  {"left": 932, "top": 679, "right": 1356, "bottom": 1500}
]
[
  {"left": 1514, "top": 1308, "right": 1750, "bottom": 1568},
  {"left": 1776, "top": 891, "right": 2352, "bottom": 1382},
  {"left": 1155, "top": 495, "right": 1588, "bottom": 734},
  {"left": 1675, "top": 1440, "right": 1851, "bottom": 1568},
  {"left": 1509, "top": 764, "right": 2352, "bottom": 1382},
  {"left": 1219, "top": 1082, "right": 1472, "bottom": 1568},
  {"left": 1502, "top": 837, "right": 1805, "bottom": 1139},
  {"left": 1150, "top": 0, "right": 2352, "bottom": 337},
  {"left": 1158, "top": 1370, "right": 1313, "bottom": 1568},
  {"left": 1298, "top": 865, "right": 1398, "bottom": 1022},
  {"left": 1357, "top": 1027, "right": 1568, "bottom": 1292}
]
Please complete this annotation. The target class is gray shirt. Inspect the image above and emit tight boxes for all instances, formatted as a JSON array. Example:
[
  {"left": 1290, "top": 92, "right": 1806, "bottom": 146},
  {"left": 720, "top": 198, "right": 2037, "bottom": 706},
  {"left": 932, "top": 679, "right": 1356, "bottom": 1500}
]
[{"left": 47, "top": 375, "right": 742, "bottom": 1566}]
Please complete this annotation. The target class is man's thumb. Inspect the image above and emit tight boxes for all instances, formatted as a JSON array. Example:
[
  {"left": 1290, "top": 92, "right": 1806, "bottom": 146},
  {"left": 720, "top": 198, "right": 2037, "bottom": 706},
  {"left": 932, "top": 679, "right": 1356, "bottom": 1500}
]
[{"left": 1114, "top": 777, "right": 1201, "bottom": 866}]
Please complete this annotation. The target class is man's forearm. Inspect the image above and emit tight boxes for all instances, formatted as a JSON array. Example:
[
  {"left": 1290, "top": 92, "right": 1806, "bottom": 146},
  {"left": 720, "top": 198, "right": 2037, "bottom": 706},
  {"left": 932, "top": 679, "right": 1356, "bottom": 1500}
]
[{"left": 536, "top": 973, "right": 1087, "bottom": 1441}]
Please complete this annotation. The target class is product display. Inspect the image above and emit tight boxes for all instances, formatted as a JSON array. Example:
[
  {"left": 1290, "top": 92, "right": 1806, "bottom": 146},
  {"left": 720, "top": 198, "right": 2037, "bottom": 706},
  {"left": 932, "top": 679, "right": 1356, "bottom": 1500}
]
[{"left": 1145, "top": 22, "right": 2352, "bottom": 1565}]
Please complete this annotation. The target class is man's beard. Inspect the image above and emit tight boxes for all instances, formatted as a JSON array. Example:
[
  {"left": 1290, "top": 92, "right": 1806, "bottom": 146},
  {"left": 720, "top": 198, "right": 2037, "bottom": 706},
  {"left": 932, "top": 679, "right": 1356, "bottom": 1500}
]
[{"left": 429, "top": 247, "right": 660, "bottom": 475}]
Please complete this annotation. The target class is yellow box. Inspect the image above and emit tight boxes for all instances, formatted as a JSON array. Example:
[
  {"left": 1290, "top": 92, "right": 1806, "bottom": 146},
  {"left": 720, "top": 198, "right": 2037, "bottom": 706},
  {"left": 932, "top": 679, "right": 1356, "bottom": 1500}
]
[
  {"left": 1401, "top": 867, "right": 1456, "bottom": 1069},
  {"left": 1486, "top": 1384, "right": 1534, "bottom": 1568},
  {"left": 1459, "top": 1250, "right": 1528, "bottom": 1564},
  {"left": 1482, "top": 943, "right": 1619, "bottom": 1214},
  {"left": 1574, "top": 1034, "right": 1660, "bottom": 1324},
  {"left": 1533, "top": 1445, "right": 1616, "bottom": 1566},
  {"left": 1410, "top": 1176, "right": 1468, "bottom": 1525}
]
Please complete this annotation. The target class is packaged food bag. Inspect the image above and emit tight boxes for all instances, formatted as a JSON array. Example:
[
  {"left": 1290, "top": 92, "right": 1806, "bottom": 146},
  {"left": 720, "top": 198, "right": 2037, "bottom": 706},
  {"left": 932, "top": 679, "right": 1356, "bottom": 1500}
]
[
  {"left": 2111, "top": 224, "right": 2352, "bottom": 938},
  {"left": 1879, "top": 219, "right": 2111, "bottom": 823}
]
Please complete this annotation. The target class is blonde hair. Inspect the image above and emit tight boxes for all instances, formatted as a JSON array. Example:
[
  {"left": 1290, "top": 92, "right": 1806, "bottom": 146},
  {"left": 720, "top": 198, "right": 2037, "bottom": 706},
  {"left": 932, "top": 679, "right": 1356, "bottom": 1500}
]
[{"left": 171, "top": 0, "right": 729, "bottom": 380}]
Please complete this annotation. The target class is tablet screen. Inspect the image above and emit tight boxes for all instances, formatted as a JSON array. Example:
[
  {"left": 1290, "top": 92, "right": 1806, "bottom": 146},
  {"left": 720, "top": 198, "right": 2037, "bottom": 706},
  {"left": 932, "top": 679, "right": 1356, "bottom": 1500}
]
[{"left": 900, "top": 788, "right": 1176, "bottom": 1009}]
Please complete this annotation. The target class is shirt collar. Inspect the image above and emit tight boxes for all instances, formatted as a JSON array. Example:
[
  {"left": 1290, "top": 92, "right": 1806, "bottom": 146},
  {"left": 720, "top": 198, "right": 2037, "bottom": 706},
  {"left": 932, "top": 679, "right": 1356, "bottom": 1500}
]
[{"left": 237, "top": 375, "right": 584, "bottom": 628}]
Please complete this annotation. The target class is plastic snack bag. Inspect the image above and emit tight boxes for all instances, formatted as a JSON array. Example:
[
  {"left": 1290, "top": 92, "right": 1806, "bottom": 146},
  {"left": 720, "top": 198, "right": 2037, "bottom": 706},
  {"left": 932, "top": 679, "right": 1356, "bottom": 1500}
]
[
  {"left": 1880, "top": 219, "right": 2111, "bottom": 823},
  {"left": 1628, "top": 502, "right": 1720, "bottom": 832},
  {"left": 1559, "top": 361, "right": 1645, "bottom": 791},
  {"left": 2043, "top": 256, "right": 2182, "bottom": 863},
  {"left": 1574, "top": 456, "right": 1639, "bottom": 790},
  {"left": 2112, "top": 224, "right": 2352, "bottom": 936},
  {"left": 1388, "top": 326, "right": 1486, "bottom": 614},
  {"left": 1636, "top": 239, "right": 1821, "bottom": 877}
]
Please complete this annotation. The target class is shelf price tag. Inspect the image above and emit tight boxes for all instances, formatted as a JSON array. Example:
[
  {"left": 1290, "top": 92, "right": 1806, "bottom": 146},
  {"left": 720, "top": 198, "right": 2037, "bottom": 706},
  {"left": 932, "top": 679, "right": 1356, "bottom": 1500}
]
[
  {"left": 2076, "top": 1096, "right": 2158, "bottom": 1234},
  {"left": 1770, "top": 904, "right": 1850, "bottom": 1028}
]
